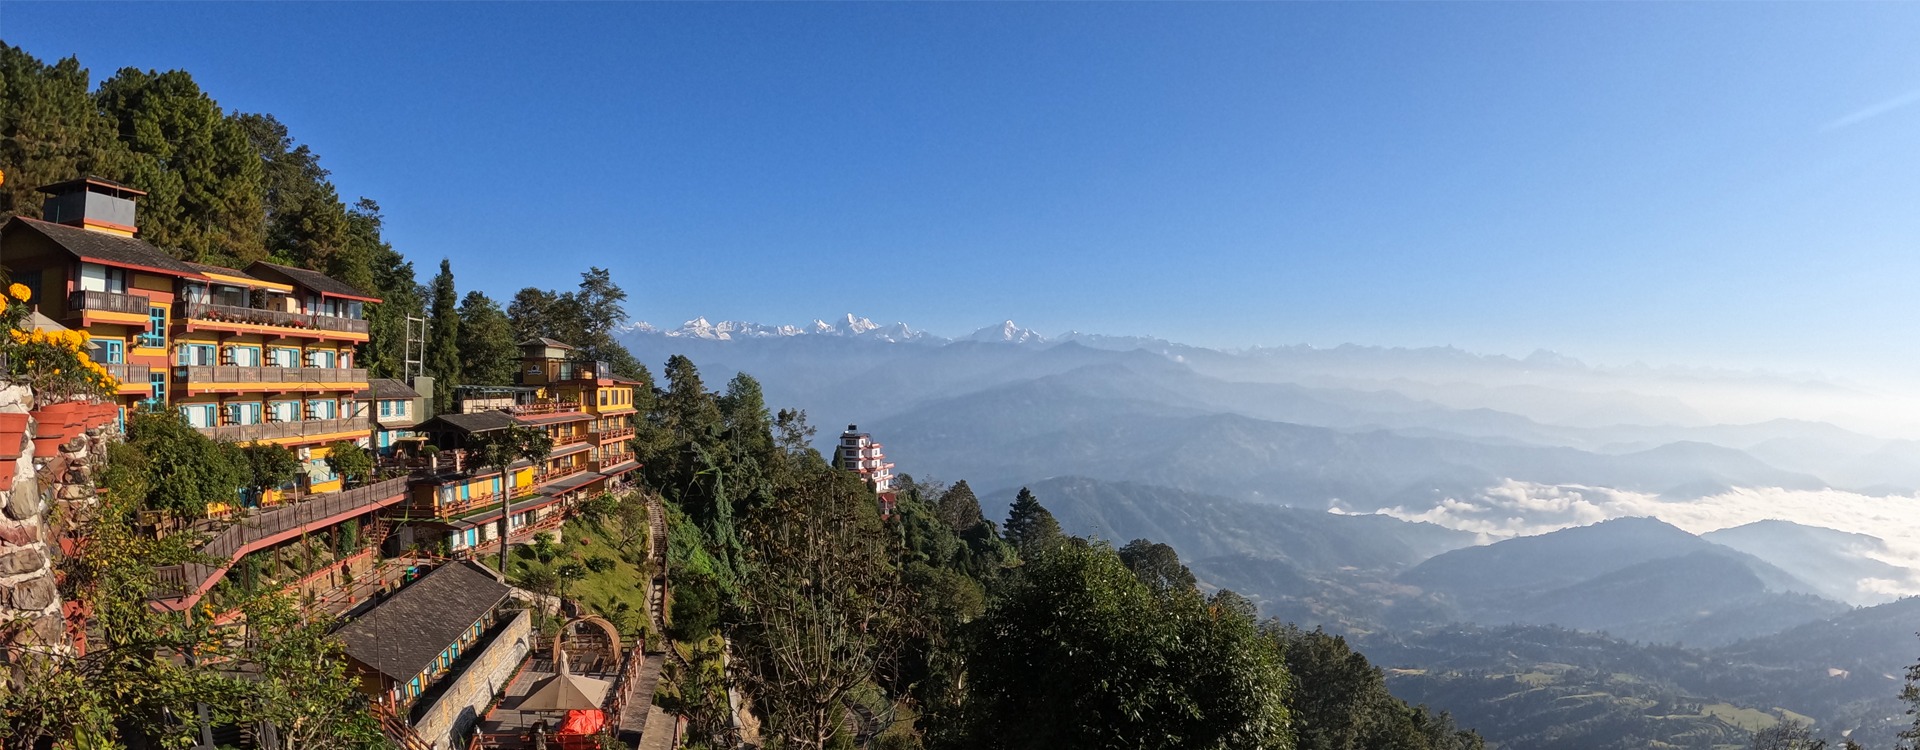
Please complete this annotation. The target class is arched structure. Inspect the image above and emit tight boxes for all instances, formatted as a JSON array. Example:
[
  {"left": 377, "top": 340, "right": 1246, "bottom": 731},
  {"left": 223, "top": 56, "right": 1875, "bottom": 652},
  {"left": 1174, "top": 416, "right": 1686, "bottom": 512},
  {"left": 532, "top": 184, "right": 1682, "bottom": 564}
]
[{"left": 551, "top": 614, "right": 622, "bottom": 672}]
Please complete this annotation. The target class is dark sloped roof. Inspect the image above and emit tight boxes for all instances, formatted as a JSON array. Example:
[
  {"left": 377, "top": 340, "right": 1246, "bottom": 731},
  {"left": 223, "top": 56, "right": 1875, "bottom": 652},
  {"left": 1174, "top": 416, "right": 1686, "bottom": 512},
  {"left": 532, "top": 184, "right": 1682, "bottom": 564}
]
[
  {"left": 179, "top": 260, "right": 268, "bottom": 281},
  {"left": 336, "top": 561, "right": 509, "bottom": 682},
  {"left": 358, "top": 378, "right": 423, "bottom": 400},
  {"left": 245, "top": 261, "right": 380, "bottom": 302},
  {"left": 7, "top": 217, "right": 204, "bottom": 277},
  {"left": 418, "top": 410, "right": 518, "bottom": 435}
]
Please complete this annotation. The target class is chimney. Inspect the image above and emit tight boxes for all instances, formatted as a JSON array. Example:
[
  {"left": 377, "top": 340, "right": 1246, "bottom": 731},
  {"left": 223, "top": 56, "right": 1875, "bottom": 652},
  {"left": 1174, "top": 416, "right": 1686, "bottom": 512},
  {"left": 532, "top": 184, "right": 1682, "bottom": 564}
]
[{"left": 38, "top": 177, "right": 145, "bottom": 237}]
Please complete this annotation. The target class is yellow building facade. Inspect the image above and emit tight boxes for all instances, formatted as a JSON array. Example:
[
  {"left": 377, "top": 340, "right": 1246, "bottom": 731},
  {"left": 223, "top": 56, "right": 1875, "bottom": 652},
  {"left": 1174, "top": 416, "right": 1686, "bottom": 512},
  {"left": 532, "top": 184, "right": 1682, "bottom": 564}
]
[{"left": 1, "top": 178, "right": 379, "bottom": 504}]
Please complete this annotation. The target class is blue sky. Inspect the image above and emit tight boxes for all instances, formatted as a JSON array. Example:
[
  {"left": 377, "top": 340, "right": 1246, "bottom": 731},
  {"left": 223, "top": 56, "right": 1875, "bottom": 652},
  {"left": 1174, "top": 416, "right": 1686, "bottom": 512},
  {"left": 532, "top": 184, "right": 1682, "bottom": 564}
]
[{"left": 9, "top": 3, "right": 1920, "bottom": 377}]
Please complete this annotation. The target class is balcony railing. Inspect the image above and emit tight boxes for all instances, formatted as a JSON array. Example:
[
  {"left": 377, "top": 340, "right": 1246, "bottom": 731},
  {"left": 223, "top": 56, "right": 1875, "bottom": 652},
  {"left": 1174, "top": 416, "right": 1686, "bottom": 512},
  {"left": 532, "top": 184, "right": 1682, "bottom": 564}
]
[
  {"left": 176, "top": 365, "right": 367, "bottom": 387},
  {"left": 103, "top": 363, "right": 152, "bottom": 385},
  {"left": 68, "top": 289, "right": 153, "bottom": 317},
  {"left": 591, "top": 426, "right": 635, "bottom": 442},
  {"left": 153, "top": 476, "right": 411, "bottom": 600},
  {"left": 181, "top": 301, "right": 368, "bottom": 335},
  {"left": 534, "top": 464, "right": 589, "bottom": 485},
  {"left": 198, "top": 416, "right": 367, "bottom": 443},
  {"left": 510, "top": 400, "right": 583, "bottom": 416}
]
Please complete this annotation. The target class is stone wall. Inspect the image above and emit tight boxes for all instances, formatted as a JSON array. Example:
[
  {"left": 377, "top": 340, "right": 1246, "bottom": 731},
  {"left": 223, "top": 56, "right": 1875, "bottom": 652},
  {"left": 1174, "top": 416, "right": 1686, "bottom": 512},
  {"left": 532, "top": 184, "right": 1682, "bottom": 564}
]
[
  {"left": 0, "top": 387, "right": 110, "bottom": 662},
  {"left": 414, "top": 608, "right": 533, "bottom": 750}
]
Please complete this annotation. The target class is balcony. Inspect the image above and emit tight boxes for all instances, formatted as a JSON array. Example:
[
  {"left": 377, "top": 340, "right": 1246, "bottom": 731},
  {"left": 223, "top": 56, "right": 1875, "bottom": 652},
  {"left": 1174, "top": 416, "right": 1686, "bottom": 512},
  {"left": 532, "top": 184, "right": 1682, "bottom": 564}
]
[
  {"left": 198, "top": 416, "right": 367, "bottom": 443},
  {"left": 180, "top": 301, "right": 368, "bottom": 335},
  {"left": 591, "top": 426, "right": 635, "bottom": 442},
  {"left": 102, "top": 362, "right": 152, "bottom": 385},
  {"left": 68, "top": 289, "right": 153, "bottom": 317},
  {"left": 176, "top": 365, "right": 367, "bottom": 391},
  {"left": 510, "top": 400, "right": 583, "bottom": 416}
]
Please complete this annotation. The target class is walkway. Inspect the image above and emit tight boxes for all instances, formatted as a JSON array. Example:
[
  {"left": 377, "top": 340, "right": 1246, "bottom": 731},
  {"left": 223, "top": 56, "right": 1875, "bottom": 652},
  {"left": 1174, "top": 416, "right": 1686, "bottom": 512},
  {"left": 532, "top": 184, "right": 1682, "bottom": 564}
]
[{"left": 154, "top": 476, "right": 412, "bottom": 610}]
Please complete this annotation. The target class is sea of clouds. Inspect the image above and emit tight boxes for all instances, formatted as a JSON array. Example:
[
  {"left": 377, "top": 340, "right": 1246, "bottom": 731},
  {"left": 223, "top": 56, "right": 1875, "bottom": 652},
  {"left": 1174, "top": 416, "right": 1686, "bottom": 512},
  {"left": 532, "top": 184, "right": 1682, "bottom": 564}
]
[{"left": 1366, "top": 480, "right": 1920, "bottom": 600}]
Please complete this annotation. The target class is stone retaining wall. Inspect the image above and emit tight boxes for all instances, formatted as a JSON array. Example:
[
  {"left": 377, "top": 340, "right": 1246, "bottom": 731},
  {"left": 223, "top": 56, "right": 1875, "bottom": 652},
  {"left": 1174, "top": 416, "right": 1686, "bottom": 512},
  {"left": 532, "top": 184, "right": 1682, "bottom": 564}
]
[
  {"left": 414, "top": 608, "right": 534, "bottom": 749},
  {"left": 0, "top": 386, "right": 109, "bottom": 662}
]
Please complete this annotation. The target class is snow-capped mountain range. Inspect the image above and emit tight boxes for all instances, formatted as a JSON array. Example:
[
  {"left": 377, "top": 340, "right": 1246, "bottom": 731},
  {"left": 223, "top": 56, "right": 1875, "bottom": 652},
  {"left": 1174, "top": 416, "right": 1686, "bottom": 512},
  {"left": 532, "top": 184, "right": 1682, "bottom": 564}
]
[{"left": 625, "top": 314, "right": 1047, "bottom": 344}]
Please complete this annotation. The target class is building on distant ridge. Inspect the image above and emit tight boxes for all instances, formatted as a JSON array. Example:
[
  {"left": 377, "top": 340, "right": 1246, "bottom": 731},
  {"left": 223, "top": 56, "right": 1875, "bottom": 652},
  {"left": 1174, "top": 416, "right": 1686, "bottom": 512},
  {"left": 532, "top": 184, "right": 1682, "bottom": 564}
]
[{"left": 836, "top": 424, "right": 897, "bottom": 516}]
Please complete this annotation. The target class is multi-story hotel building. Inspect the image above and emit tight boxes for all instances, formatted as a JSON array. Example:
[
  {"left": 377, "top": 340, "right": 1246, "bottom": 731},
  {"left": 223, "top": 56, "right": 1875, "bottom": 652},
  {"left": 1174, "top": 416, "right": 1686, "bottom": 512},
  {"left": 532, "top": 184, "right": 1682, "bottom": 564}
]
[
  {"left": 395, "top": 338, "right": 642, "bottom": 557},
  {"left": 1, "top": 177, "right": 379, "bottom": 498}
]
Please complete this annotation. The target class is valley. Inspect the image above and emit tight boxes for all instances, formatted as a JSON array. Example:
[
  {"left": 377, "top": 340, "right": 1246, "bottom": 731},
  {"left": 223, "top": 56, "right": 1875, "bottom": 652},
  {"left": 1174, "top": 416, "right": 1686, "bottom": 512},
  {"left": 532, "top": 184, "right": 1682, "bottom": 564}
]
[{"left": 623, "top": 319, "right": 1920, "bottom": 748}]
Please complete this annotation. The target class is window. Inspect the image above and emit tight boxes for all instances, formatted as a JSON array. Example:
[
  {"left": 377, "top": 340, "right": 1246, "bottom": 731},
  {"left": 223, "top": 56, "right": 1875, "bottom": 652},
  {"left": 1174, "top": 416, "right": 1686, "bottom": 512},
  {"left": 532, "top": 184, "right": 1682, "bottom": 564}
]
[
  {"left": 225, "top": 402, "right": 261, "bottom": 426},
  {"left": 93, "top": 339, "right": 123, "bottom": 364},
  {"left": 148, "top": 373, "right": 167, "bottom": 406},
  {"left": 179, "top": 404, "right": 216, "bottom": 428},
  {"left": 140, "top": 307, "right": 166, "bottom": 348},
  {"left": 77, "top": 263, "right": 126, "bottom": 294},
  {"left": 379, "top": 400, "right": 392, "bottom": 417},
  {"left": 177, "top": 344, "right": 216, "bottom": 366},
  {"left": 307, "top": 350, "right": 336, "bottom": 368},
  {"left": 269, "top": 347, "right": 300, "bottom": 368},
  {"left": 308, "top": 399, "right": 336, "bottom": 420},
  {"left": 229, "top": 346, "right": 261, "bottom": 367},
  {"left": 270, "top": 401, "right": 300, "bottom": 423}
]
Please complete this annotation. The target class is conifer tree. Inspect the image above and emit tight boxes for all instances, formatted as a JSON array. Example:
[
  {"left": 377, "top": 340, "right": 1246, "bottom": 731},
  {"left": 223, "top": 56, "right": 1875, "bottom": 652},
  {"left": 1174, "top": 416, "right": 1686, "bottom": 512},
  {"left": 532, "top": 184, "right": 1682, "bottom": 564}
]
[
  {"left": 1003, "top": 487, "right": 1063, "bottom": 556},
  {"left": 0, "top": 44, "right": 126, "bottom": 221},
  {"left": 353, "top": 200, "right": 420, "bottom": 380},
  {"left": 456, "top": 290, "right": 518, "bottom": 386},
  {"left": 94, "top": 67, "right": 266, "bottom": 265},
  {"left": 425, "top": 258, "right": 460, "bottom": 411}
]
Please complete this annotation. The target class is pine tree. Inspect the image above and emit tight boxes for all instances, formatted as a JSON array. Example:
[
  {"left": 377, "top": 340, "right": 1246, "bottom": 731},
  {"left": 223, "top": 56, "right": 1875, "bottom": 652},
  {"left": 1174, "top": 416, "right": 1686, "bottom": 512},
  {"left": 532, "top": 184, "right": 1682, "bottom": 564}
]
[
  {"left": 456, "top": 290, "right": 518, "bottom": 386},
  {"left": 352, "top": 200, "right": 420, "bottom": 380},
  {"left": 508, "top": 287, "right": 565, "bottom": 343},
  {"left": 425, "top": 259, "right": 460, "bottom": 411},
  {"left": 94, "top": 67, "right": 266, "bottom": 265},
  {"left": 236, "top": 112, "right": 349, "bottom": 272},
  {"left": 1003, "top": 487, "right": 1063, "bottom": 556},
  {"left": 0, "top": 45, "right": 127, "bottom": 221}
]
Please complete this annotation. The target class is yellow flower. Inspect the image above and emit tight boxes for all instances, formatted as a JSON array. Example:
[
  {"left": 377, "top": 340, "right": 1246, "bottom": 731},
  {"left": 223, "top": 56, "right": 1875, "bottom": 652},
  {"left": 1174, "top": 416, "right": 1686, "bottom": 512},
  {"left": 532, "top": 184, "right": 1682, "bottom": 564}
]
[{"left": 8, "top": 283, "right": 29, "bottom": 302}]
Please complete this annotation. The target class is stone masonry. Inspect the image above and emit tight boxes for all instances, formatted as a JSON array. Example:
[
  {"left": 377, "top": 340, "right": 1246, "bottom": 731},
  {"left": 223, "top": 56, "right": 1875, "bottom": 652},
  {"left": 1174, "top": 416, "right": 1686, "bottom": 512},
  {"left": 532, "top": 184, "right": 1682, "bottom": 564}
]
[{"left": 0, "top": 385, "right": 112, "bottom": 664}]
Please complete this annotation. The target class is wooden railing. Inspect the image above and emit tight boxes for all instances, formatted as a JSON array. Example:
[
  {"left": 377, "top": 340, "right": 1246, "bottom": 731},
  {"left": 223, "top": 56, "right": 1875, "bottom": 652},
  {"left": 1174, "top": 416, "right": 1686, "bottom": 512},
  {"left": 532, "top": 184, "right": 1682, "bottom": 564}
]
[
  {"left": 181, "top": 301, "right": 369, "bottom": 334},
  {"left": 592, "top": 426, "right": 635, "bottom": 442},
  {"left": 154, "top": 476, "right": 411, "bottom": 600},
  {"left": 509, "top": 400, "right": 583, "bottom": 416},
  {"left": 68, "top": 289, "right": 152, "bottom": 316},
  {"left": 197, "top": 416, "right": 367, "bottom": 443},
  {"left": 176, "top": 365, "right": 367, "bottom": 386},
  {"left": 102, "top": 363, "right": 152, "bottom": 384}
]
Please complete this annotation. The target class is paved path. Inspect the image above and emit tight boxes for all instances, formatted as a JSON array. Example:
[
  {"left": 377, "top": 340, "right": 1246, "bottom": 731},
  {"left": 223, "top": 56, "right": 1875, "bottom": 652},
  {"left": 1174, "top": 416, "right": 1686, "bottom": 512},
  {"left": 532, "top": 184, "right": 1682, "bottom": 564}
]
[{"left": 637, "top": 706, "right": 676, "bottom": 750}]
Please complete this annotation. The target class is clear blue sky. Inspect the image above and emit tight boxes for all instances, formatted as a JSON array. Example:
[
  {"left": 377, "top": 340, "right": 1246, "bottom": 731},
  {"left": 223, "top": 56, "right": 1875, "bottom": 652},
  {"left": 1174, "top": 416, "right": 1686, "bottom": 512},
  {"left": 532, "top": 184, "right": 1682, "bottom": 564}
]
[{"left": 8, "top": 2, "right": 1920, "bottom": 377}]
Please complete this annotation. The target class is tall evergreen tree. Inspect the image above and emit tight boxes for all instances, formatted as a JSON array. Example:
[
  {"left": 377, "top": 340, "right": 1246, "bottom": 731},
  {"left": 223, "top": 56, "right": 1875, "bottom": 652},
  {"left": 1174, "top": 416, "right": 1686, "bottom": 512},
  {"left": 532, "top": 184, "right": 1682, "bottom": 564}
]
[
  {"left": 456, "top": 290, "right": 518, "bottom": 386},
  {"left": 352, "top": 199, "right": 420, "bottom": 380},
  {"left": 0, "top": 45, "right": 126, "bottom": 221},
  {"left": 93, "top": 67, "right": 266, "bottom": 265},
  {"left": 507, "top": 287, "right": 565, "bottom": 344},
  {"left": 236, "top": 112, "right": 349, "bottom": 272},
  {"left": 1003, "top": 487, "right": 1063, "bottom": 556},
  {"left": 425, "top": 259, "right": 461, "bottom": 411}
]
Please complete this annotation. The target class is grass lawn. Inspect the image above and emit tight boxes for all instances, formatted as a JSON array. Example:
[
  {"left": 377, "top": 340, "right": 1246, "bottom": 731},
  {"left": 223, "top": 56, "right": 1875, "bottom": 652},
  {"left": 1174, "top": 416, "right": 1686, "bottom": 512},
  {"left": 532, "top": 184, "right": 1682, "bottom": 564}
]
[{"left": 481, "top": 505, "right": 653, "bottom": 639}]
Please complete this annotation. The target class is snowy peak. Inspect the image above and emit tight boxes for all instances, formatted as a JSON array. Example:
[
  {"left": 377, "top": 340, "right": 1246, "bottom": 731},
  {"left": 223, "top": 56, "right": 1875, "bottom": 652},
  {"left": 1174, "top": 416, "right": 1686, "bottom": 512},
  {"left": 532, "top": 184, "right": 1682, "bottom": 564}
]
[
  {"left": 629, "top": 314, "right": 937, "bottom": 342},
  {"left": 967, "top": 320, "right": 1047, "bottom": 345},
  {"left": 672, "top": 317, "right": 803, "bottom": 340}
]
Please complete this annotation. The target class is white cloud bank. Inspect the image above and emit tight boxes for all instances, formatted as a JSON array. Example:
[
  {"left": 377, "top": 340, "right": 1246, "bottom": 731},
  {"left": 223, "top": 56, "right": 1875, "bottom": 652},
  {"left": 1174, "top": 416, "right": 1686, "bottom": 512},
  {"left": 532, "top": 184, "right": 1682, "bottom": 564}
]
[{"left": 1364, "top": 480, "right": 1920, "bottom": 600}]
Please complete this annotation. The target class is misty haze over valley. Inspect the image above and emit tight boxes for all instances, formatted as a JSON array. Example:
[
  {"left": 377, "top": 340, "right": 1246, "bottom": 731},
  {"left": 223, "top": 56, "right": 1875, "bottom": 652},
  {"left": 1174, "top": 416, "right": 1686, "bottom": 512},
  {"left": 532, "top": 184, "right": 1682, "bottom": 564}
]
[{"left": 624, "top": 313, "right": 1920, "bottom": 746}]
